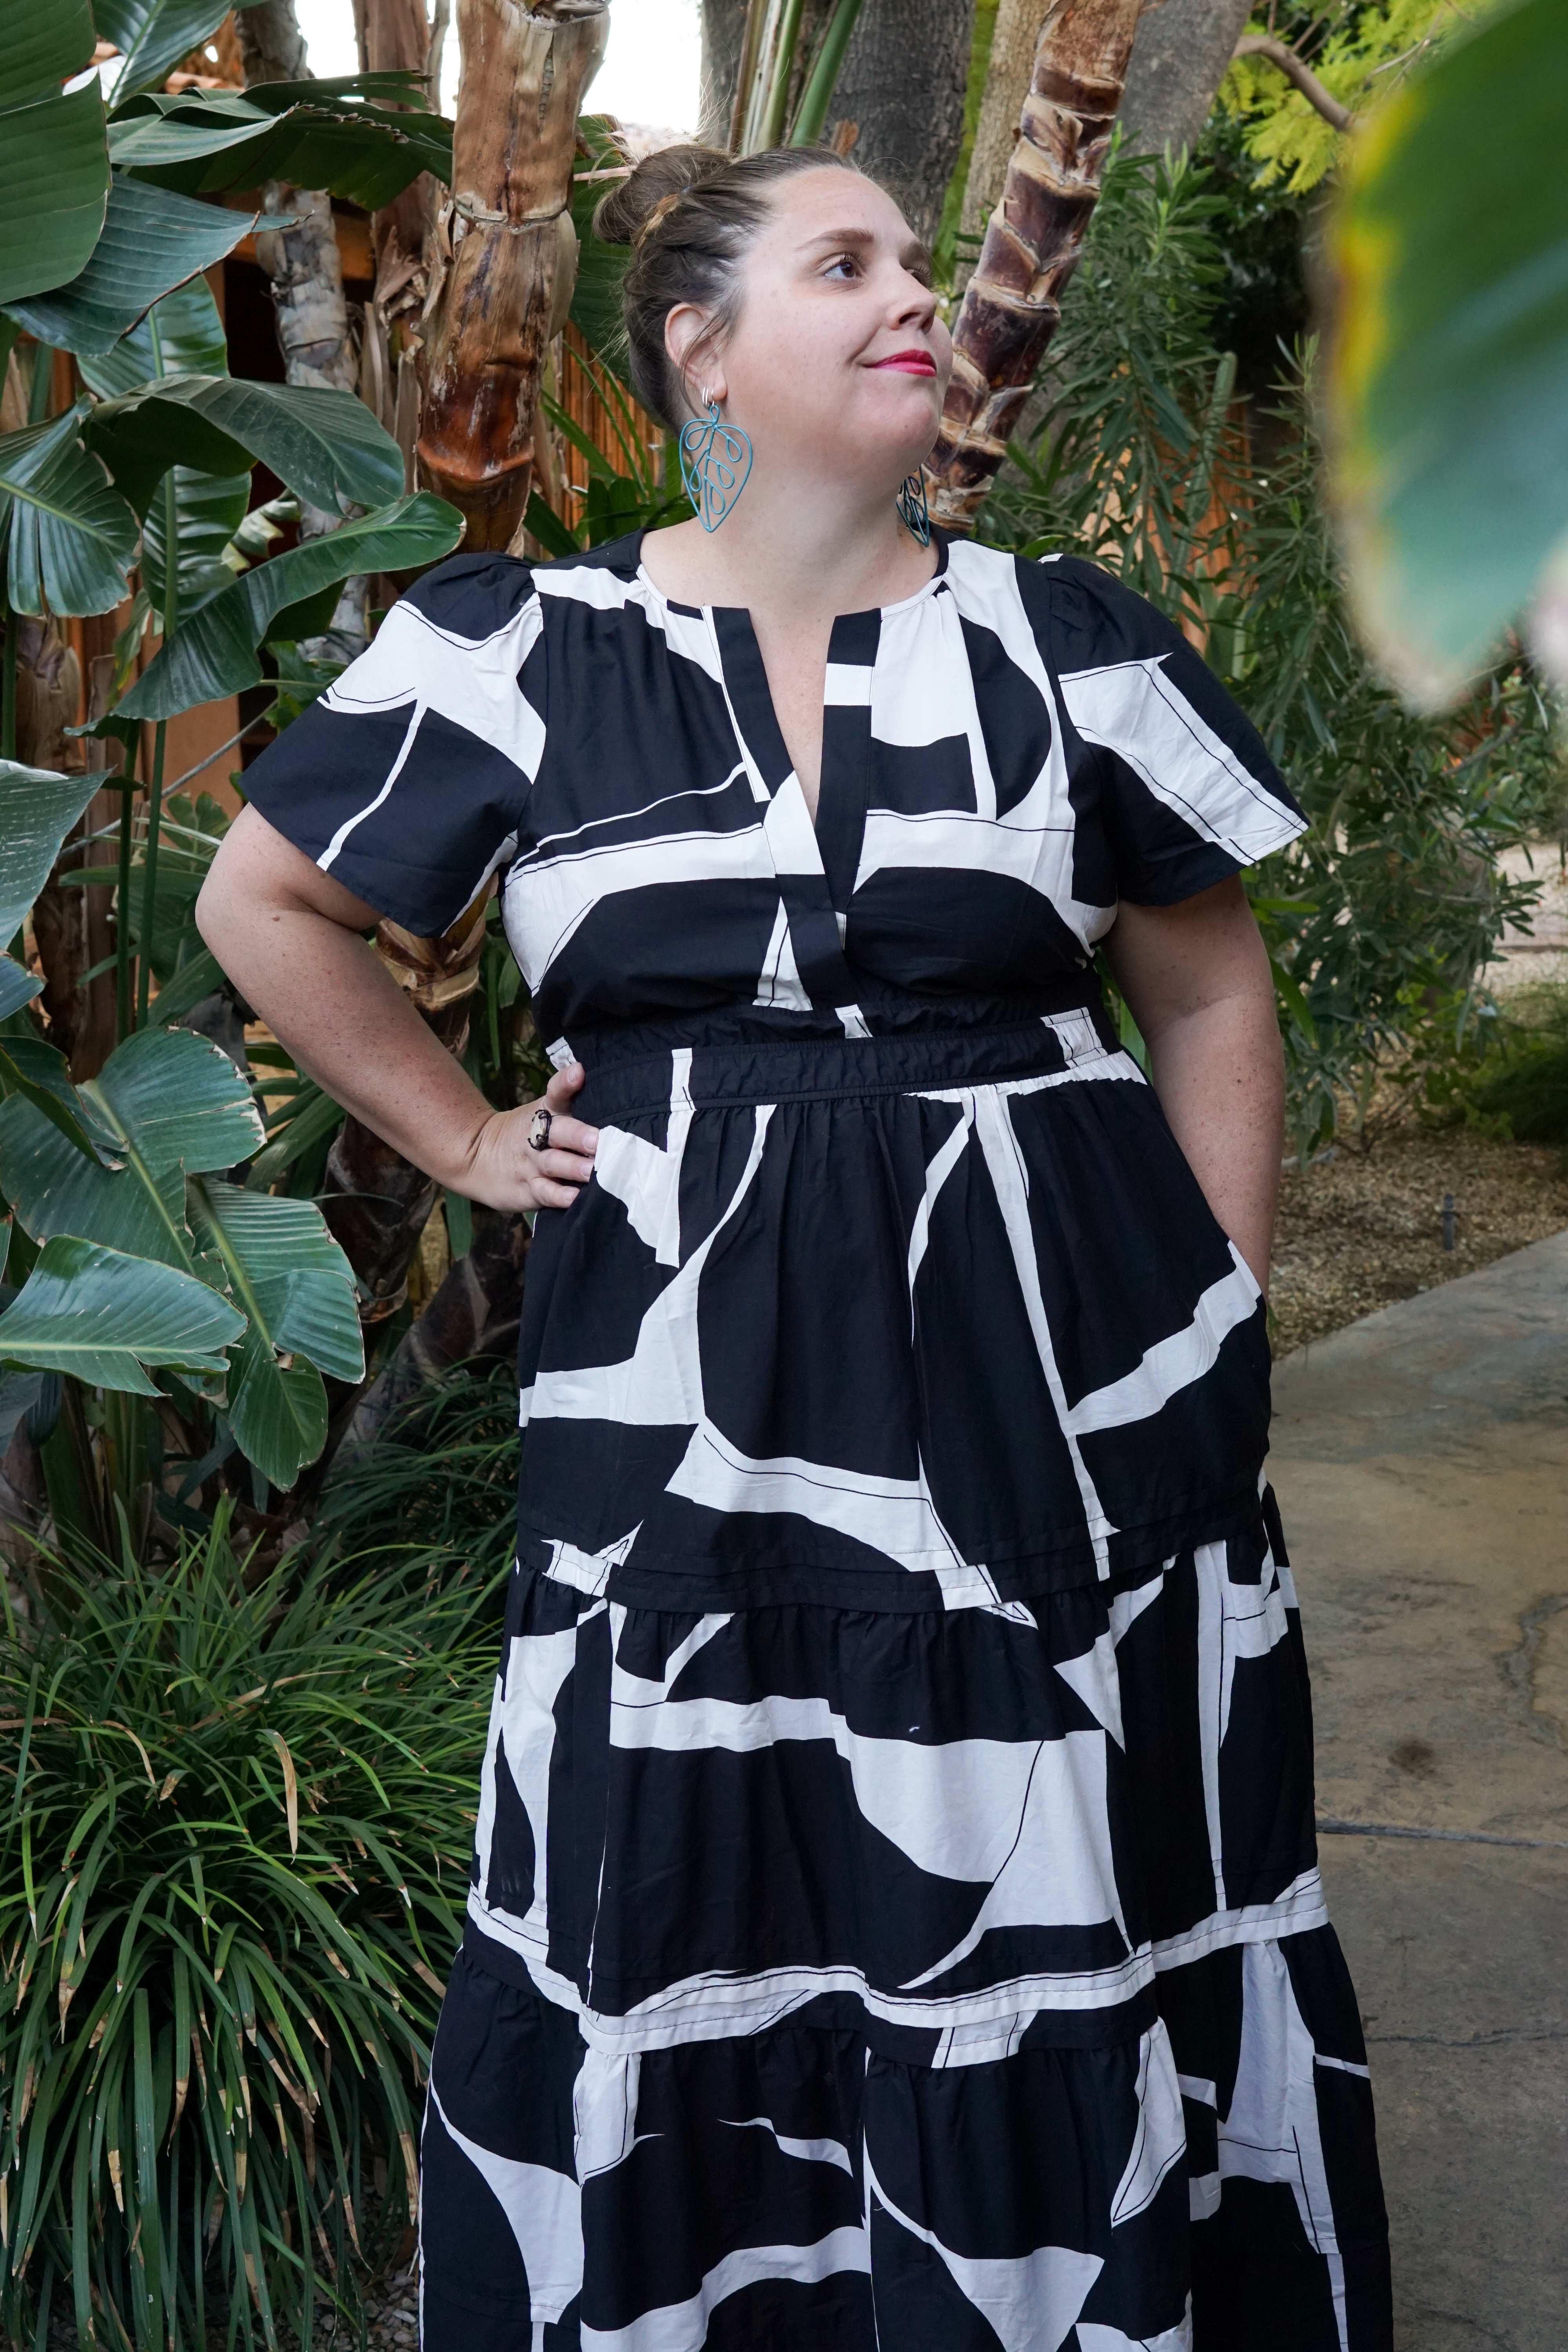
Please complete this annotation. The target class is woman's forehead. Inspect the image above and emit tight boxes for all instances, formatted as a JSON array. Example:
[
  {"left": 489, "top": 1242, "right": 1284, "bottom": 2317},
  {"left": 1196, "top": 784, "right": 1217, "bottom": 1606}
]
[{"left": 764, "top": 168, "right": 912, "bottom": 250}]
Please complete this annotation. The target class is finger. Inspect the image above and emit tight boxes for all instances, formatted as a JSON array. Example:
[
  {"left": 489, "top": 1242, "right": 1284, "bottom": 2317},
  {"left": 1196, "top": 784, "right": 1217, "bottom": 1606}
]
[
  {"left": 537, "top": 1148, "right": 595, "bottom": 1186},
  {"left": 544, "top": 1062, "right": 586, "bottom": 1109},
  {"left": 533, "top": 1179, "right": 583, "bottom": 1211},
  {"left": 537, "top": 1113, "right": 597, "bottom": 1157}
]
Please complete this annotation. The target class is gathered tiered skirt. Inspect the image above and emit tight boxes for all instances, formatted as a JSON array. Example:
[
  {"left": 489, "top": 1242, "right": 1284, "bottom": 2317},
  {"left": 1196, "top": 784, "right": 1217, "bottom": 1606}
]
[{"left": 417, "top": 1013, "right": 1392, "bottom": 2349}]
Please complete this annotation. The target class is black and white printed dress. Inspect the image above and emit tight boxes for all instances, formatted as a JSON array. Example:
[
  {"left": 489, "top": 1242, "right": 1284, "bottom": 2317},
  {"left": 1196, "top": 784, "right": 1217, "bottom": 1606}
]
[{"left": 245, "top": 528, "right": 1392, "bottom": 2352}]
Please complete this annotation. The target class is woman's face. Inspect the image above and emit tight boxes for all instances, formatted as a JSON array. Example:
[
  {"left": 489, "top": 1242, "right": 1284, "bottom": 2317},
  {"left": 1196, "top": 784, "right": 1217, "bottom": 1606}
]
[{"left": 669, "top": 168, "right": 952, "bottom": 491}]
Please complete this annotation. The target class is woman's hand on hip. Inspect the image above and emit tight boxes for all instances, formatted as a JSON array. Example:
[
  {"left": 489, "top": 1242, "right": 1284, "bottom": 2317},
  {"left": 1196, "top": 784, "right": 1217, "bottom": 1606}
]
[{"left": 462, "top": 1062, "right": 599, "bottom": 1212}]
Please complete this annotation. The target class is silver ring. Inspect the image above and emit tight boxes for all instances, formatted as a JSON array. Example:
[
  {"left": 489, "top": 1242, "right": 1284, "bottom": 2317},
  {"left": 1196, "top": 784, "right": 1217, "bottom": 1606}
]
[{"left": 528, "top": 1107, "right": 553, "bottom": 1153}]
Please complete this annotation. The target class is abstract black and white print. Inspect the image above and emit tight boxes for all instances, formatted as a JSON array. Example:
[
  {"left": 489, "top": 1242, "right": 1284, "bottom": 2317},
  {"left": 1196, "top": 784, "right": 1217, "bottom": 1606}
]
[{"left": 240, "top": 528, "right": 1392, "bottom": 2347}]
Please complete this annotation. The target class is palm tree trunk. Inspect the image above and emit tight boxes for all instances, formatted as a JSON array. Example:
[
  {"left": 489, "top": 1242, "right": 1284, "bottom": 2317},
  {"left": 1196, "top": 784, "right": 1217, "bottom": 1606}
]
[
  {"left": 416, "top": 0, "right": 609, "bottom": 553},
  {"left": 353, "top": 0, "right": 439, "bottom": 494},
  {"left": 960, "top": 0, "right": 1047, "bottom": 241},
  {"left": 336, "top": 1204, "right": 531, "bottom": 1458},
  {"left": 1118, "top": 0, "right": 1253, "bottom": 160},
  {"left": 238, "top": 2, "right": 370, "bottom": 664},
  {"left": 926, "top": 0, "right": 1146, "bottom": 532}
]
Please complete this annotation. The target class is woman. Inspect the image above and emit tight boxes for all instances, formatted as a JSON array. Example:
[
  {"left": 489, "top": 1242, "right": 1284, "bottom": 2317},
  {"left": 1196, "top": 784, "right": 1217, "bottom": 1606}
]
[{"left": 200, "top": 144, "right": 1391, "bottom": 2351}]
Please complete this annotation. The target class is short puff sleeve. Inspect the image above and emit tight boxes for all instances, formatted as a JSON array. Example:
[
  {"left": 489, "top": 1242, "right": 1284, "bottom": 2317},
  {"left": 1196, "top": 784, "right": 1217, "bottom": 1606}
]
[
  {"left": 1047, "top": 555, "right": 1306, "bottom": 906},
  {"left": 241, "top": 554, "right": 545, "bottom": 935}
]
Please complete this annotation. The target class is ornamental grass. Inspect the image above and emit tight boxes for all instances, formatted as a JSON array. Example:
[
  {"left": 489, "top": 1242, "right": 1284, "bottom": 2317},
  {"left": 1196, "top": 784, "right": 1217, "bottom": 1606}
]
[{"left": 0, "top": 1503, "right": 494, "bottom": 2350}]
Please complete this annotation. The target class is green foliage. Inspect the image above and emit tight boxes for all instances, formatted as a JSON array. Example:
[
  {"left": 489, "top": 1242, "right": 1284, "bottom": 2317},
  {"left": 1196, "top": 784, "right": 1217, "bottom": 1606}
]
[
  {"left": 0, "top": 0, "right": 109, "bottom": 309},
  {"left": 982, "top": 149, "right": 1566, "bottom": 1150},
  {"left": 0, "top": 1508, "right": 493, "bottom": 2349},
  {"left": 0, "top": 402, "right": 142, "bottom": 618},
  {"left": 0, "top": 1233, "right": 243, "bottom": 1392},
  {"left": 1467, "top": 975, "right": 1568, "bottom": 1143},
  {"left": 5, "top": 171, "right": 251, "bottom": 359},
  {"left": 93, "top": 0, "right": 233, "bottom": 104},
  {"left": 318, "top": 1360, "right": 525, "bottom": 1592},
  {"left": 1325, "top": 0, "right": 1568, "bottom": 703},
  {"left": 109, "top": 74, "right": 454, "bottom": 211},
  {"left": 1221, "top": 0, "right": 1456, "bottom": 194}
]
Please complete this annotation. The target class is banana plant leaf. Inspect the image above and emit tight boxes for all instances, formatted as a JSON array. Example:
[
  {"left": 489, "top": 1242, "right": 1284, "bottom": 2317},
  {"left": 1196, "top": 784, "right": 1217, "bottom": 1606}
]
[
  {"left": 0, "top": 1027, "right": 363, "bottom": 1477},
  {"left": 0, "top": 404, "right": 142, "bottom": 617},
  {"left": 190, "top": 1181, "right": 364, "bottom": 1483},
  {"left": 85, "top": 374, "right": 406, "bottom": 517},
  {"left": 0, "top": 0, "right": 109, "bottom": 308},
  {"left": 0, "top": 1033, "right": 119, "bottom": 1165},
  {"left": 78, "top": 267, "right": 228, "bottom": 397},
  {"left": 1327, "top": 0, "right": 1568, "bottom": 701},
  {"left": 116, "top": 492, "right": 465, "bottom": 720},
  {"left": 140, "top": 466, "right": 251, "bottom": 614},
  {"left": 4, "top": 171, "right": 252, "bottom": 358},
  {"left": 0, "top": 759, "right": 104, "bottom": 947},
  {"left": 109, "top": 81, "right": 454, "bottom": 209},
  {"left": 0, "top": 958, "right": 42, "bottom": 1019},
  {"left": 0, "top": 1234, "right": 243, "bottom": 1396},
  {"left": 93, "top": 0, "right": 234, "bottom": 105}
]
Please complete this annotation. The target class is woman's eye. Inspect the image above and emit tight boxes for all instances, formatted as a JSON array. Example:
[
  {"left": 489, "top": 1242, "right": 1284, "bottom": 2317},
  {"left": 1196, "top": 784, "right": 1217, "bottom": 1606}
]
[{"left": 823, "top": 252, "right": 860, "bottom": 280}]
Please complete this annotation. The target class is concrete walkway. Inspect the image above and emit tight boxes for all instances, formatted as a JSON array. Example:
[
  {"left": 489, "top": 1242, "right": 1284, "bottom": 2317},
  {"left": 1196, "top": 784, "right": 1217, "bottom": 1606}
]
[{"left": 1271, "top": 1231, "right": 1568, "bottom": 2352}]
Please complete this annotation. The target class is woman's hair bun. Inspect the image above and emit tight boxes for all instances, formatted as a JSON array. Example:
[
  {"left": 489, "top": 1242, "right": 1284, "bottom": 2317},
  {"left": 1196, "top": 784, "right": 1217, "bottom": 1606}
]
[{"left": 593, "top": 143, "right": 730, "bottom": 248}]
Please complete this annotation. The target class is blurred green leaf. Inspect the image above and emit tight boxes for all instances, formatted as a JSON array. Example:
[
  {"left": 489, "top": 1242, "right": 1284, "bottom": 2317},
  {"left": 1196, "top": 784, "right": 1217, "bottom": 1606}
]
[
  {"left": 0, "top": 1234, "right": 242, "bottom": 1393},
  {"left": 110, "top": 79, "right": 454, "bottom": 209},
  {"left": 1327, "top": 0, "right": 1568, "bottom": 700}
]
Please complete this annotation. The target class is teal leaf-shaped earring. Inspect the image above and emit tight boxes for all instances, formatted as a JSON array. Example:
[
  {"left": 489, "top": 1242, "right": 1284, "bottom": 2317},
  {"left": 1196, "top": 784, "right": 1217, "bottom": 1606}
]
[
  {"left": 897, "top": 470, "right": 931, "bottom": 547},
  {"left": 679, "top": 394, "right": 753, "bottom": 532}
]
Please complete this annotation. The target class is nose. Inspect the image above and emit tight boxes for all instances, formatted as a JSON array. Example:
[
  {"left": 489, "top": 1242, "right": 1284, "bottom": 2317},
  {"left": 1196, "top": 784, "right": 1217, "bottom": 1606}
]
[{"left": 890, "top": 267, "right": 936, "bottom": 333}]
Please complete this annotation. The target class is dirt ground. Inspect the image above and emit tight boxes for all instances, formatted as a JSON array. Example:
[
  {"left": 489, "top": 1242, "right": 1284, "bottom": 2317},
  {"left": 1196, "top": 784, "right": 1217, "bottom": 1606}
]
[{"left": 1270, "top": 1119, "right": 1568, "bottom": 1357}]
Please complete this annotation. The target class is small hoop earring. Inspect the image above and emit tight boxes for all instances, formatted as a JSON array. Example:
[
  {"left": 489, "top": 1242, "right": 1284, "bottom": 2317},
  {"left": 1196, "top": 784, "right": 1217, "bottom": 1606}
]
[
  {"left": 679, "top": 395, "right": 753, "bottom": 532},
  {"left": 896, "top": 470, "right": 931, "bottom": 547}
]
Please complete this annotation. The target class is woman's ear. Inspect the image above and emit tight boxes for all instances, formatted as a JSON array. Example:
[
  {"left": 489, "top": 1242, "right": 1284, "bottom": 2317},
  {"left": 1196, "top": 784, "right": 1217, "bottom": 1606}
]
[{"left": 664, "top": 303, "right": 723, "bottom": 412}]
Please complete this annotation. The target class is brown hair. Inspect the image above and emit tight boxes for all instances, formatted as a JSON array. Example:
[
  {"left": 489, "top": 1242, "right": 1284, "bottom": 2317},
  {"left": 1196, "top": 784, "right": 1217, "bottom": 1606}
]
[{"left": 593, "top": 144, "right": 864, "bottom": 429}]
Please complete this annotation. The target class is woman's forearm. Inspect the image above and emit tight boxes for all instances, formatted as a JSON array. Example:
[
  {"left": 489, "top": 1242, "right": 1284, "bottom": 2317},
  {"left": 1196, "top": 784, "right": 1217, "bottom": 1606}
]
[
  {"left": 1105, "top": 878, "right": 1285, "bottom": 1294},
  {"left": 1144, "top": 989, "right": 1283, "bottom": 1292},
  {"left": 202, "top": 883, "right": 498, "bottom": 1191},
  {"left": 196, "top": 805, "right": 598, "bottom": 1212}
]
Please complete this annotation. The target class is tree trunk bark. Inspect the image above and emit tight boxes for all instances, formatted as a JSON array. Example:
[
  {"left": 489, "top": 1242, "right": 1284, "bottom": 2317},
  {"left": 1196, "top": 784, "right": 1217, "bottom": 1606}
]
[
  {"left": 335, "top": 1204, "right": 531, "bottom": 1459},
  {"left": 353, "top": 0, "right": 438, "bottom": 489},
  {"left": 239, "top": 2, "right": 370, "bottom": 664},
  {"left": 416, "top": 0, "right": 608, "bottom": 554},
  {"left": 1118, "top": 0, "right": 1251, "bottom": 160},
  {"left": 961, "top": 0, "right": 1045, "bottom": 240},
  {"left": 699, "top": 0, "right": 752, "bottom": 147},
  {"left": 926, "top": 0, "right": 1145, "bottom": 532},
  {"left": 829, "top": 0, "right": 976, "bottom": 252}
]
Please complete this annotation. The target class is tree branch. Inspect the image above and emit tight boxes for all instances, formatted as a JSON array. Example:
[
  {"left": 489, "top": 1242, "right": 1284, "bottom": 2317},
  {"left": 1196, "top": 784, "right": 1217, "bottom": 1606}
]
[{"left": 1232, "top": 33, "right": 1354, "bottom": 134}]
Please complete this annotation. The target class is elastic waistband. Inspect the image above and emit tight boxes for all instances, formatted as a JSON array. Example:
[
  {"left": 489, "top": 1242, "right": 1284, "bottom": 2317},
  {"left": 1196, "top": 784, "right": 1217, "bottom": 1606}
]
[{"left": 573, "top": 1003, "right": 1119, "bottom": 1122}]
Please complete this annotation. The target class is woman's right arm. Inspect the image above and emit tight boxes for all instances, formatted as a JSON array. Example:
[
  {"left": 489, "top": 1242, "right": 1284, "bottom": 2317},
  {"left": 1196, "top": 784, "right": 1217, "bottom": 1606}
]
[{"left": 196, "top": 804, "right": 597, "bottom": 1213}]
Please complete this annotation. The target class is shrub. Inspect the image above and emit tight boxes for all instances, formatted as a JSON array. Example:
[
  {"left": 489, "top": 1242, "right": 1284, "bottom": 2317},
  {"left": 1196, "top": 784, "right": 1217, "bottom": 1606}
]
[
  {"left": 0, "top": 1505, "right": 494, "bottom": 2350},
  {"left": 1468, "top": 978, "right": 1568, "bottom": 1145}
]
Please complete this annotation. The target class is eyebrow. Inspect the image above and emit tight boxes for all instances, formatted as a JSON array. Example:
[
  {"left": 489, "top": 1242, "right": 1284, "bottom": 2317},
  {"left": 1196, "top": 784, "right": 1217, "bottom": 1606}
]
[{"left": 803, "top": 227, "right": 933, "bottom": 272}]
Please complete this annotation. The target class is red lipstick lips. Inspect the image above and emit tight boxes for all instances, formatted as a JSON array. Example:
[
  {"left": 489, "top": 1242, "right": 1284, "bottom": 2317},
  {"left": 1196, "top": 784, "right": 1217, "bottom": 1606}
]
[{"left": 871, "top": 349, "right": 938, "bottom": 376}]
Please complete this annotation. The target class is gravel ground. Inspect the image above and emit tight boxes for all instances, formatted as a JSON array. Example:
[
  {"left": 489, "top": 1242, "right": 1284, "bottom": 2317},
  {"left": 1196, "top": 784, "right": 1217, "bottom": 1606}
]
[{"left": 1270, "top": 1119, "right": 1568, "bottom": 1358}]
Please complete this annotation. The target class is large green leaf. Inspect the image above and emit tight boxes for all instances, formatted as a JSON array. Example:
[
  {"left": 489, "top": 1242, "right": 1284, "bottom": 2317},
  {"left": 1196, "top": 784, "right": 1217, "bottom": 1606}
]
[
  {"left": 0, "top": 759, "right": 103, "bottom": 946},
  {"left": 141, "top": 467, "right": 251, "bottom": 613},
  {"left": 0, "top": 1026, "right": 360, "bottom": 1477},
  {"left": 5, "top": 171, "right": 250, "bottom": 358},
  {"left": 77, "top": 262, "right": 228, "bottom": 397},
  {"left": 0, "top": 0, "right": 109, "bottom": 308},
  {"left": 117, "top": 492, "right": 466, "bottom": 719},
  {"left": 190, "top": 1181, "right": 363, "bottom": 1486},
  {"left": 0, "top": 958, "right": 42, "bottom": 1020},
  {"left": 0, "top": 1026, "right": 263, "bottom": 1269},
  {"left": 1327, "top": 0, "right": 1568, "bottom": 701},
  {"left": 109, "top": 82, "right": 453, "bottom": 210},
  {"left": 86, "top": 374, "right": 406, "bottom": 517},
  {"left": 93, "top": 0, "right": 233, "bottom": 104},
  {"left": 0, "top": 1234, "right": 242, "bottom": 1396},
  {"left": 0, "top": 405, "right": 141, "bottom": 616}
]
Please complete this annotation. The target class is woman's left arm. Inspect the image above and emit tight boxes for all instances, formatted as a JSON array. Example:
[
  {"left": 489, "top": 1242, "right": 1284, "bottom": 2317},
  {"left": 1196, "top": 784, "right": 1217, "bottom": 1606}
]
[{"left": 1103, "top": 875, "right": 1283, "bottom": 1293}]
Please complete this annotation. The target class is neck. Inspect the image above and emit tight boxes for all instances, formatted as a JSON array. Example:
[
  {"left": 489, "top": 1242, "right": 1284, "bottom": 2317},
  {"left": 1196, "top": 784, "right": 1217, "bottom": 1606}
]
[{"left": 641, "top": 452, "right": 935, "bottom": 623}]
